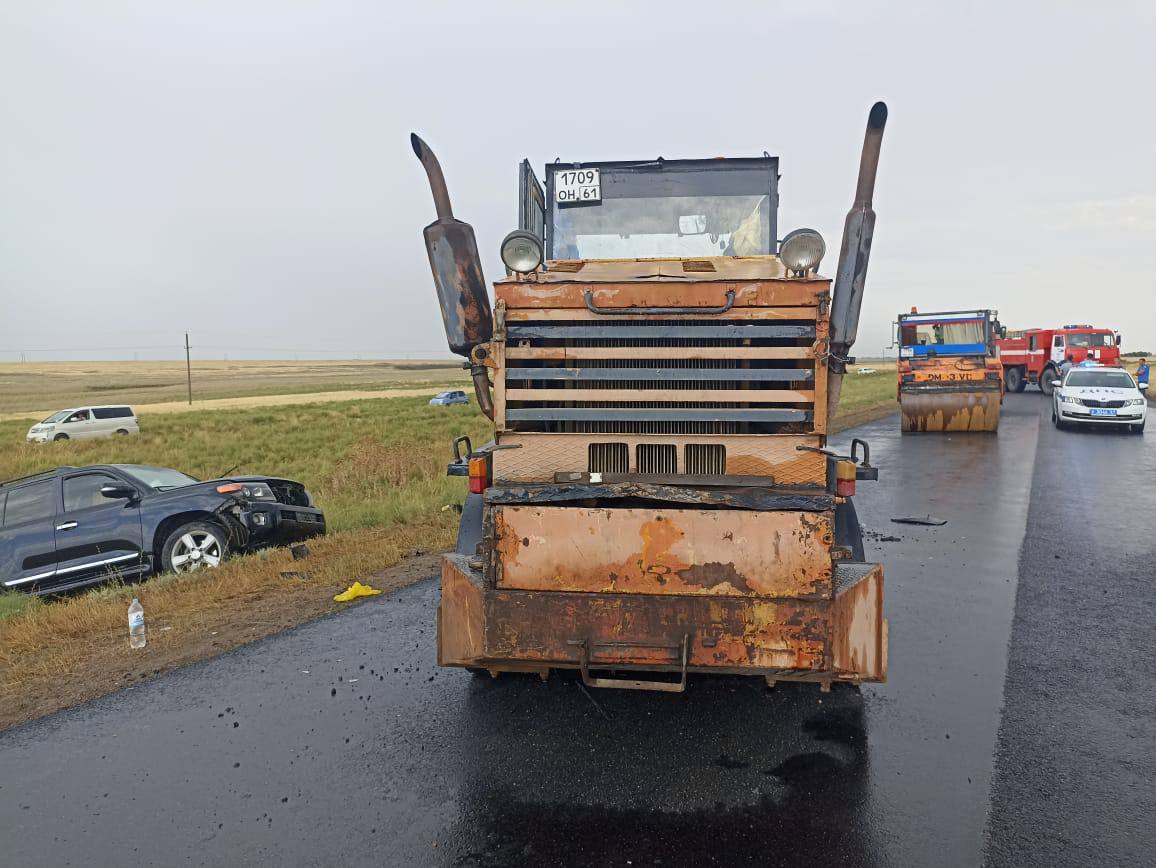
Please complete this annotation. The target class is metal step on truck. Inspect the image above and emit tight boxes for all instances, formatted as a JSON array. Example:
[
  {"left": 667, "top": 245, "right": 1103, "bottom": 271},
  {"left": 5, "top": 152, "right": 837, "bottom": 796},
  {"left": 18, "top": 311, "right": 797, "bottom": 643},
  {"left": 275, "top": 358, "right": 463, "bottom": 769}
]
[{"left": 411, "top": 103, "right": 890, "bottom": 692}]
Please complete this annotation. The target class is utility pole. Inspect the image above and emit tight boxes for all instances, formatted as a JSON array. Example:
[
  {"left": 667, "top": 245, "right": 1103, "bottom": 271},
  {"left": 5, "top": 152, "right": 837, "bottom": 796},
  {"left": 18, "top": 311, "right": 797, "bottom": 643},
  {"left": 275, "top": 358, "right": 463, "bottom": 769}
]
[{"left": 185, "top": 332, "right": 193, "bottom": 405}]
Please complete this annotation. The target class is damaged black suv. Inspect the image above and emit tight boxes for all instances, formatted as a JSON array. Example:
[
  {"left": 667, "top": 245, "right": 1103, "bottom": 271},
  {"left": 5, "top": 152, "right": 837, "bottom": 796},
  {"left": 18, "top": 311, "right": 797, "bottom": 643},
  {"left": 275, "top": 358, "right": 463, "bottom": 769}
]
[{"left": 0, "top": 464, "right": 326, "bottom": 594}]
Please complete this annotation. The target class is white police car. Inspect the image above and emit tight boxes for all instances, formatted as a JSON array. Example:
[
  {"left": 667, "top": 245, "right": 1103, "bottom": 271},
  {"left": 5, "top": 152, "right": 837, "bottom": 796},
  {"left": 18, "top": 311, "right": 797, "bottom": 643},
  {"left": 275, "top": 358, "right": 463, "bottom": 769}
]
[{"left": 1051, "top": 365, "right": 1146, "bottom": 433}]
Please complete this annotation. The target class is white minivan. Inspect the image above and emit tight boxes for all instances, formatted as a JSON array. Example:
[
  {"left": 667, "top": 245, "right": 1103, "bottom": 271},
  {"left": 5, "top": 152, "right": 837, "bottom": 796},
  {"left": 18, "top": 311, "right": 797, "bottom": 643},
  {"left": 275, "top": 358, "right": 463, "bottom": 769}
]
[{"left": 26, "top": 406, "right": 139, "bottom": 443}]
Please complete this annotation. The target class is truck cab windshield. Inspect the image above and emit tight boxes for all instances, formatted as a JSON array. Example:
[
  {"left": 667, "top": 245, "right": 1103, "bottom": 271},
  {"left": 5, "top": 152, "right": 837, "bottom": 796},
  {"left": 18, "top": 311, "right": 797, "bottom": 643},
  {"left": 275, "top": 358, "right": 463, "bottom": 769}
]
[
  {"left": 1066, "top": 332, "right": 1114, "bottom": 347},
  {"left": 898, "top": 313, "right": 991, "bottom": 358},
  {"left": 900, "top": 321, "right": 986, "bottom": 346},
  {"left": 547, "top": 160, "right": 778, "bottom": 260}
]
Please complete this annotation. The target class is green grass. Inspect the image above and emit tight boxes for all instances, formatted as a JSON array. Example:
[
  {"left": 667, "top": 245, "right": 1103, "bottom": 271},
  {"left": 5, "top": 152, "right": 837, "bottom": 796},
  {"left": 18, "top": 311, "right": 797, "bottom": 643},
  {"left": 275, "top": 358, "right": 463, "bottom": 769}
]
[
  {"left": 0, "top": 592, "right": 40, "bottom": 621},
  {"left": 0, "top": 395, "right": 492, "bottom": 535},
  {"left": 834, "top": 364, "right": 898, "bottom": 416}
]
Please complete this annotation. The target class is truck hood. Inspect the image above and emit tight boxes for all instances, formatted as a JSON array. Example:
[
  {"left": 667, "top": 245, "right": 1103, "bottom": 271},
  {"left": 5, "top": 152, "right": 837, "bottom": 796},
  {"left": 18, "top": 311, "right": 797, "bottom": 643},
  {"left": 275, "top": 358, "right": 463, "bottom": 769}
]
[{"left": 495, "top": 256, "right": 795, "bottom": 284}]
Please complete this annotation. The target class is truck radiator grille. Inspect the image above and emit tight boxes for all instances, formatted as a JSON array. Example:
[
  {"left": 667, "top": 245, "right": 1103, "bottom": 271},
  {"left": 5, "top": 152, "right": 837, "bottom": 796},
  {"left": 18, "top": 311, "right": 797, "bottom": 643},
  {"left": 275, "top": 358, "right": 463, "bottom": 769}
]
[
  {"left": 685, "top": 444, "right": 726, "bottom": 475},
  {"left": 636, "top": 444, "right": 677, "bottom": 474},
  {"left": 588, "top": 442, "right": 629, "bottom": 473},
  {"left": 503, "top": 318, "right": 817, "bottom": 435}
]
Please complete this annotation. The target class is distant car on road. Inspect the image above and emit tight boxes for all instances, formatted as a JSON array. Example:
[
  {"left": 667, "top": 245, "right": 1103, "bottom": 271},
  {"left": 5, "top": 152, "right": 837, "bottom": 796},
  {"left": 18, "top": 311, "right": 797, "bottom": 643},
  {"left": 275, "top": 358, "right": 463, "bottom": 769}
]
[
  {"left": 1052, "top": 366, "right": 1146, "bottom": 433},
  {"left": 0, "top": 464, "right": 326, "bottom": 594},
  {"left": 430, "top": 390, "right": 469, "bottom": 406},
  {"left": 856, "top": 367, "right": 878, "bottom": 375},
  {"left": 26, "top": 405, "right": 139, "bottom": 443}
]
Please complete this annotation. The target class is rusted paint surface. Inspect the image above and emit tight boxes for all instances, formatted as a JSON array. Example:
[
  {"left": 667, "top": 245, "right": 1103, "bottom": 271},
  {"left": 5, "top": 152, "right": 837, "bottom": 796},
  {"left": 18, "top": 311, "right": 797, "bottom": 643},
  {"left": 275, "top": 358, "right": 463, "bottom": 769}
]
[
  {"left": 438, "top": 555, "right": 887, "bottom": 683},
  {"left": 900, "top": 386, "right": 1002, "bottom": 432},
  {"left": 504, "top": 306, "right": 819, "bottom": 322},
  {"left": 421, "top": 221, "right": 493, "bottom": 358},
  {"left": 498, "top": 256, "right": 804, "bottom": 284},
  {"left": 504, "top": 387, "right": 815, "bottom": 404},
  {"left": 830, "top": 563, "right": 887, "bottom": 680},
  {"left": 492, "top": 506, "right": 833, "bottom": 598},
  {"left": 437, "top": 555, "right": 485, "bottom": 666},
  {"left": 486, "top": 482, "right": 834, "bottom": 513},
  {"left": 495, "top": 278, "right": 827, "bottom": 310},
  {"left": 504, "top": 344, "right": 815, "bottom": 360},
  {"left": 490, "top": 433, "right": 827, "bottom": 485},
  {"left": 484, "top": 589, "right": 829, "bottom": 671}
]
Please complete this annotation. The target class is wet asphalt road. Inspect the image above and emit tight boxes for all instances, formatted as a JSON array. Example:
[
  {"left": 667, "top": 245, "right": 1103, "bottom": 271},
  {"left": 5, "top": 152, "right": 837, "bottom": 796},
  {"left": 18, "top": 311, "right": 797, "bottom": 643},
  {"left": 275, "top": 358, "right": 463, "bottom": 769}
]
[{"left": 1, "top": 395, "right": 1153, "bottom": 867}]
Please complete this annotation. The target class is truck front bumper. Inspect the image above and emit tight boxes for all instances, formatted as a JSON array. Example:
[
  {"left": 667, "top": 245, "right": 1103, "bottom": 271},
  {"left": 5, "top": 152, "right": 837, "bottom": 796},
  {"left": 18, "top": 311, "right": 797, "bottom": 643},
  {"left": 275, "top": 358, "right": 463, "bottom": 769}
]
[{"left": 438, "top": 554, "right": 887, "bottom": 690}]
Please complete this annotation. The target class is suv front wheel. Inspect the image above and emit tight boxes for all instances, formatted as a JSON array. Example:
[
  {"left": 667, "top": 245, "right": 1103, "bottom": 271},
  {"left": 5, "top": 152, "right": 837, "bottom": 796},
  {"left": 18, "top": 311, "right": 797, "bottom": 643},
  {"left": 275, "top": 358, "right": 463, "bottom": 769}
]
[{"left": 162, "top": 521, "right": 228, "bottom": 573}]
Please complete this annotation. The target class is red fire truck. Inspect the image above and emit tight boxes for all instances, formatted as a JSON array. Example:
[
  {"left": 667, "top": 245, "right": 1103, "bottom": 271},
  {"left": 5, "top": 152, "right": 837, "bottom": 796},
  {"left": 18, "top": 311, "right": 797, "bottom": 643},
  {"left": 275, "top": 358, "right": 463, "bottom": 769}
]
[{"left": 996, "top": 325, "right": 1121, "bottom": 396}]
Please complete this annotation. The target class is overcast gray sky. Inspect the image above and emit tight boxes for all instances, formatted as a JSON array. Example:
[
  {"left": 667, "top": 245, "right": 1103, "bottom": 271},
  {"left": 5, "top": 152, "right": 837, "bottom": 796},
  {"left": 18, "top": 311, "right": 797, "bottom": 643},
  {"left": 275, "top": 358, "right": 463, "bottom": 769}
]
[{"left": 2, "top": 1, "right": 1154, "bottom": 361}]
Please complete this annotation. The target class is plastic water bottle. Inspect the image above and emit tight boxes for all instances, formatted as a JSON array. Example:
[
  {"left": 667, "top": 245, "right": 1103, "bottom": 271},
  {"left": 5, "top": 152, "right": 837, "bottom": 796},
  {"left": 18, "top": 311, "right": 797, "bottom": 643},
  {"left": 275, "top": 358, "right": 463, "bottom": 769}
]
[{"left": 128, "top": 598, "right": 146, "bottom": 649}]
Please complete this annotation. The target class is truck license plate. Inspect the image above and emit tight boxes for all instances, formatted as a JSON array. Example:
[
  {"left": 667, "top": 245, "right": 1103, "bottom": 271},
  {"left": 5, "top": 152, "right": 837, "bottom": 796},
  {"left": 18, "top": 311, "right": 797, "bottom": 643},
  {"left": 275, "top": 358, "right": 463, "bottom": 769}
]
[
  {"left": 555, "top": 168, "right": 601, "bottom": 205},
  {"left": 1089, "top": 408, "right": 1116, "bottom": 416}
]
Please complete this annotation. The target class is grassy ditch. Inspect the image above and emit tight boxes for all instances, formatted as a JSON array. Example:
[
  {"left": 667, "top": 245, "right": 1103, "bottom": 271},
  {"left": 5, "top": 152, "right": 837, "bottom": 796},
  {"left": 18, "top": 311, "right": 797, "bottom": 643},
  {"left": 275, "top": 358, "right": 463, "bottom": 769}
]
[
  {"left": 0, "top": 395, "right": 490, "bottom": 728},
  {"left": 0, "top": 375, "right": 897, "bottom": 730}
]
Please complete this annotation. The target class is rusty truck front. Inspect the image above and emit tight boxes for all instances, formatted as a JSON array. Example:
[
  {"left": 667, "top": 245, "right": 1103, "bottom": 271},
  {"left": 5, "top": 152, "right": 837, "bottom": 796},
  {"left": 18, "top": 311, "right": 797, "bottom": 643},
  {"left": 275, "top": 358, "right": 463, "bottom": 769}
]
[{"left": 412, "top": 103, "right": 888, "bottom": 692}]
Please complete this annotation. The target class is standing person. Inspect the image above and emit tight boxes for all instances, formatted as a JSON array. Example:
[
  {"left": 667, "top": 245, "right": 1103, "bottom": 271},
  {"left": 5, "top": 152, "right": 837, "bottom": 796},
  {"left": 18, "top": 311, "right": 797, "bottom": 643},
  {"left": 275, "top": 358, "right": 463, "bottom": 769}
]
[
  {"left": 1078, "top": 353, "right": 1098, "bottom": 367},
  {"left": 1136, "top": 357, "right": 1150, "bottom": 393},
  {"left": 1058, "top": 353, "right": 1075, "bottom": 378}
]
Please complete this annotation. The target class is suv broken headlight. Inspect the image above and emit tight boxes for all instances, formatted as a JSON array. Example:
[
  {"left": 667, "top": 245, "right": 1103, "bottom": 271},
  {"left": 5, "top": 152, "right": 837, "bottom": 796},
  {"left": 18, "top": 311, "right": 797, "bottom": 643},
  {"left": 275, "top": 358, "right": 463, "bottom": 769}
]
[{"left": 216, "top": 481, "right": 276, "bottom": 501}]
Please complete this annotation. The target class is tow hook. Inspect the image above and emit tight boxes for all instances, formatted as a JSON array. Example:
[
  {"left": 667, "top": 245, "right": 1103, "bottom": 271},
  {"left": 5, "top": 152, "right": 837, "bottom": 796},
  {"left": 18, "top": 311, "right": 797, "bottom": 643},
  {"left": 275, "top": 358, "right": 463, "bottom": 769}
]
[{"left": 850, "top": 438, "right": 879, "bottom": 481}]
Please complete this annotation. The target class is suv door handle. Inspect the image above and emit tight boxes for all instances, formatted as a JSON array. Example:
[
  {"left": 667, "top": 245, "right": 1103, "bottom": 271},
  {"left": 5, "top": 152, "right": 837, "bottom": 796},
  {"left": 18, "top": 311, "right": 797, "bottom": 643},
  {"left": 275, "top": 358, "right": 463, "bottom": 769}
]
[{"left": 56, "top": 521, "right": 78, "bottom": 531}]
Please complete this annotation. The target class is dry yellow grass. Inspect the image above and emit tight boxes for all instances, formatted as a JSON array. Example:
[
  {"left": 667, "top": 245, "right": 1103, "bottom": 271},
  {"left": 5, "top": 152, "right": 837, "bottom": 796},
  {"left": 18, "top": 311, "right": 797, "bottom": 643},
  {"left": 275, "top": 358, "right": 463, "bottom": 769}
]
[{"left": 0, "top": 359, "right": 466, "bottom": 417}]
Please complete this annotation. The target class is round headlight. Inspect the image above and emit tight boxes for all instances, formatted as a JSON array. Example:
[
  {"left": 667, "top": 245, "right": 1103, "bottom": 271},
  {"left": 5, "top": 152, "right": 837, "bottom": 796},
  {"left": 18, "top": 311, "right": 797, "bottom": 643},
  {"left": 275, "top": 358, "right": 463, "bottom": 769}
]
[
  {"left": 500, "top": 230, "right": 543, "bottom": 274},
  {"left": 779, "top": 228, "right": 826, "bottom": 275}
]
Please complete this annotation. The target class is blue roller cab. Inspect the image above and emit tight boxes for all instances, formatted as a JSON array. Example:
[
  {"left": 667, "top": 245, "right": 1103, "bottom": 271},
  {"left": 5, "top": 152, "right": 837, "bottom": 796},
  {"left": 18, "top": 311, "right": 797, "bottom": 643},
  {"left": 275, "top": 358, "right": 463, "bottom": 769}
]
[{"left": 897, "top": 310, "right": 998, "bottom": 358}]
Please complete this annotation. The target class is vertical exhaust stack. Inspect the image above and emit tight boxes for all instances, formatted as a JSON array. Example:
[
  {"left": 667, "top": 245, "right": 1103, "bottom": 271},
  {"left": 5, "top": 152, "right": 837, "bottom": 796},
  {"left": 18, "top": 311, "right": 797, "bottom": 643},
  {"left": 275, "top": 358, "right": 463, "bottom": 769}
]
[
  {"left": 827, "top": 102, "right": 888, "bottom": 424},
  {"left": 411, "top": 134, "right": 495, "bottom": 418}
]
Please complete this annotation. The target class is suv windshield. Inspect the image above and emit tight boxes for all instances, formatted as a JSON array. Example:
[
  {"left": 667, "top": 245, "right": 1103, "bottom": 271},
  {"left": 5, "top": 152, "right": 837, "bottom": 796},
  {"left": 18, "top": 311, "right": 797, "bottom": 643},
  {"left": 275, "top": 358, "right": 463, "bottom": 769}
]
[
  {"left": 548, "top": 160, "right": 778, "bottom": 260},
  {"left": 42, "top": 410, "right": 73, "bottom": 423},
  {"left": 1065, "top": 370, "right": 1135, "bottom": 388},
  {"left": 118, "top": 465, "right": 198, "bottom": 490},
  {"left": 1066, "top": 332, "right": 1114, "bottom": 347}
]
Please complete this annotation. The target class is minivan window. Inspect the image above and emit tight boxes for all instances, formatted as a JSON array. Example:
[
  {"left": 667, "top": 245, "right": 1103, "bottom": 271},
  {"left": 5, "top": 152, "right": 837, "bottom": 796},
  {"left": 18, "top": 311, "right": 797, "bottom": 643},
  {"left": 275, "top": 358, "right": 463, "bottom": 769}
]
[
  {"left": 66, "top": 410, "right": 91, "bottom": 423},
  {"left": 64, "top": 473, "right": 121, "bottom": 512},
  {"left": 93, "top": 407, "right": 133, "bottom": 419},
  {"left": 3, "top": 480, "right": 56, "bottom": 526},
  {"left": 42, "top": 410, "right": 72, "bottom": 423}
]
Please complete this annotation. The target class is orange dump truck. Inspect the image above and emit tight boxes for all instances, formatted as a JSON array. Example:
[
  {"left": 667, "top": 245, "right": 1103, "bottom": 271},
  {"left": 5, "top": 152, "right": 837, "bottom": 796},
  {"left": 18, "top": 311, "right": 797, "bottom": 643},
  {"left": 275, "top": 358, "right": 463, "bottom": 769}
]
[{"left": 411, "top": 103, "right": 890, "bottom": 692}]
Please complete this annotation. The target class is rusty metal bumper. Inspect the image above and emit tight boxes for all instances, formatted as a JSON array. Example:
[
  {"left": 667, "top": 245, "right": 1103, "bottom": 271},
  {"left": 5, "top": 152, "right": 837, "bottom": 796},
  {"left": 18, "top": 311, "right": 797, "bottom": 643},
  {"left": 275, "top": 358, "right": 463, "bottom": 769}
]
[{"left": 437, "top": 554, "right": 887, "bottom": 690}]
